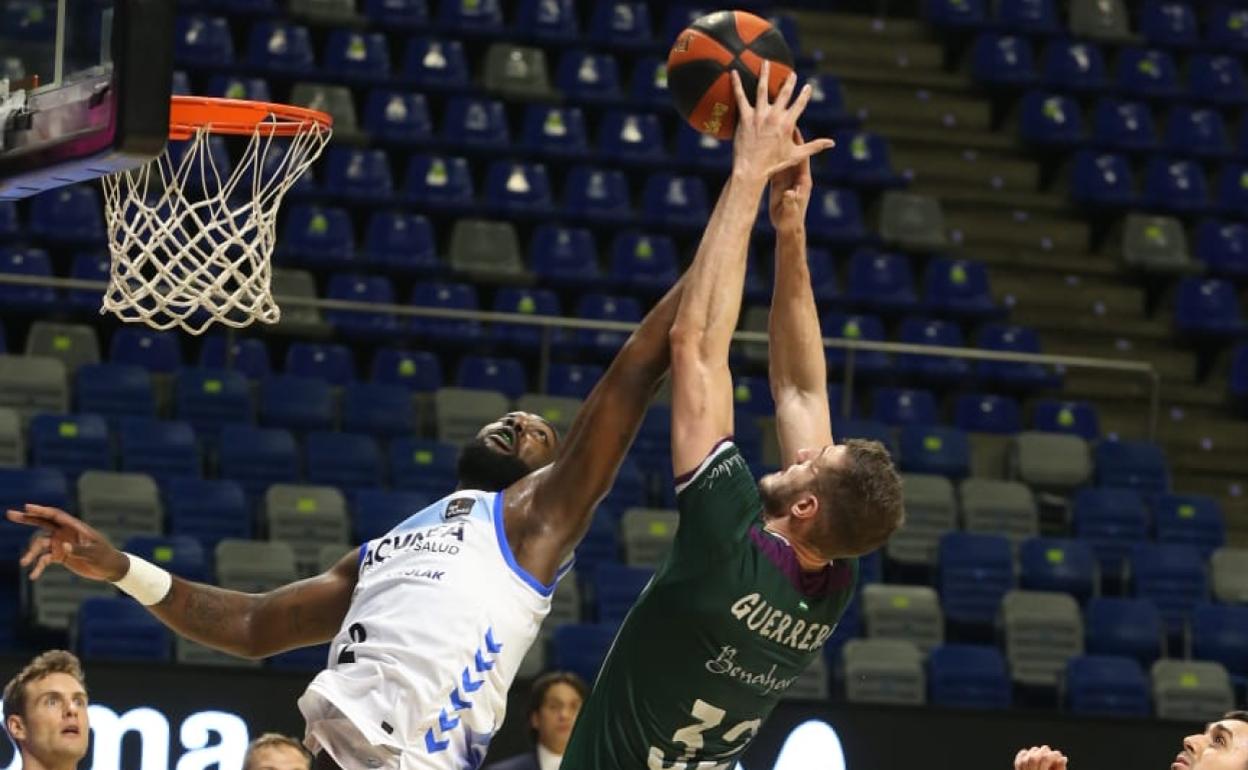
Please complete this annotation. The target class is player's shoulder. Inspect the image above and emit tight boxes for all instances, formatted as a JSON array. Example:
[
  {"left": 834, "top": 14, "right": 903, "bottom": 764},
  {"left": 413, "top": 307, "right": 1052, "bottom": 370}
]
[{"left": 675, "top": 438, "right": 748, "bottom": 494}]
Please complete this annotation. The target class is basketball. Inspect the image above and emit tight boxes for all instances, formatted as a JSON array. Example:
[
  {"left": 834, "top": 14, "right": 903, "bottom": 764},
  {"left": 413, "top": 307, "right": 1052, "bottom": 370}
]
[{"left": 667, "top": 10, "right": 795, "bottom": 140}]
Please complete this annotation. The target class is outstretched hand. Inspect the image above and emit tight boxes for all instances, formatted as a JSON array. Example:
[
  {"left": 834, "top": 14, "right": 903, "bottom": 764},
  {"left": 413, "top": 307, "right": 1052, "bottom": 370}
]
[
  {"left": 769, "top": 130, "right": 814, "bottom": 231},
  {"left": 1014, "top": 746, "right": 1068, "bottom": 770},
  {"left": 730, "top": 61, "right": 835, "bottom": 184},
  {"left": 7, "top": 504, "right": 130, "bottom": 582}
]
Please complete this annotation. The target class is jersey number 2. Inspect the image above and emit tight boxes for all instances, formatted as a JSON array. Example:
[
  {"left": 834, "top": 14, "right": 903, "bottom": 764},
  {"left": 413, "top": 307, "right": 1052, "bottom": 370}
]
[{"left": 647, "top": 699, "right": 761, "bottom": 770}]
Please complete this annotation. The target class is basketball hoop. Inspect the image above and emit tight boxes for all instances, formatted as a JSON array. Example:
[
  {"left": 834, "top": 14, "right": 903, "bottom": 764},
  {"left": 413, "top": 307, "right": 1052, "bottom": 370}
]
[{"left": 100, "top": 96, "right": 332, "bottom": 335}]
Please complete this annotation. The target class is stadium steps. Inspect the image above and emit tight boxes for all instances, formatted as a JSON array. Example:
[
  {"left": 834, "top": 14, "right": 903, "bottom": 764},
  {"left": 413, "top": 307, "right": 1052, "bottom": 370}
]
[
  {"left": 913, "top": 184, "right": 1071, "bottom": 214},
  {"left": 892, "top": 148, "right": 1039, "bottom": 189},
  {"left": 843, "top": 86, "right": 992, "bottom": 131},
  {"left": 872, "top": 122, "right": 1021, "bottom": 152},
  {"left": 959, "top": 245, "right": 1121, "bottom": 277},
  {"left": 944, "top": 210, "right": 1091, "bottom": 253},
  {"left": 791, "top": 11, "right": 939, "bottom": 42},
  {"left": 990, "top": 274, "right": 1145, "bottom": 316}
]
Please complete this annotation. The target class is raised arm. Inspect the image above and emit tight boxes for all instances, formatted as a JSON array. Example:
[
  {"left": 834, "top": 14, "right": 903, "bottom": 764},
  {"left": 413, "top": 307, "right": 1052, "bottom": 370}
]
[
  {"left": 768, "top": 152, "right": 834, "bottom": 468},
  {"left": 8, "top": 504, "right": 354, "bottom": 659},
  {"left": 670, "top": 64, "right": 835, "bottom": 475}
]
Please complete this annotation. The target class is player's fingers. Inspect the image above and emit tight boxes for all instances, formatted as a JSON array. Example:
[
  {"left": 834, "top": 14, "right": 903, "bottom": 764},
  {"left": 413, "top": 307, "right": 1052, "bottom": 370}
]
[
  {"left": 19, "top": 536, "right": 50, "bottom": 568},
  {"left": 730, "top": 70, "right": 752, "bottom": 119},
  {"left": 7, "top": 509, "right": 55, "bottom": 531},
  {"left": 786, "top": 82, "right": 816, "bottom": 123},
  {"left": 796, "top": 138, "right": 837, "bottom": 160},
  {"left": 774, "top": 71, "right": 798, "bottom": 112},
  {"left": 29, "top": 551, "right": 54, "bottom": 580},
  {"left": 756, "top": 60, "right": 771, "bottom": 108}
]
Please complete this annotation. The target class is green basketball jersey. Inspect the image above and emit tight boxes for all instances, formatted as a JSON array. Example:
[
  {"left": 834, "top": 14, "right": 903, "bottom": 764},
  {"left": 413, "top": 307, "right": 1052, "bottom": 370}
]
[{"left": 562, "top": 441, "right": 858, "bottom": 770}]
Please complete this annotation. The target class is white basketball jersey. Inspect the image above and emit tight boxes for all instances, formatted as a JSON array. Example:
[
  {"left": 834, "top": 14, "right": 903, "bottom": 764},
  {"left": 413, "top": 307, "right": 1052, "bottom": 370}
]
[{"left": 298, "top": 489, "right": 571, "bottom": 770}]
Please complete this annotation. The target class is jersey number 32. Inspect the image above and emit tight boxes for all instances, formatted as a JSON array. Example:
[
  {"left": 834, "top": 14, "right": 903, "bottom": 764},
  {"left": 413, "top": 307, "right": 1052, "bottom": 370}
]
[{"left": 647, "top": 700, "right": 761, "bottom": 770}]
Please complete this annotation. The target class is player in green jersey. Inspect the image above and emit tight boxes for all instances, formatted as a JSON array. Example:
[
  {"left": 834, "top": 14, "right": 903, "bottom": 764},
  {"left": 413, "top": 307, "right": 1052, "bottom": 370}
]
[{"left": 562, "top": 63, "right": 906, "bottom": 770}]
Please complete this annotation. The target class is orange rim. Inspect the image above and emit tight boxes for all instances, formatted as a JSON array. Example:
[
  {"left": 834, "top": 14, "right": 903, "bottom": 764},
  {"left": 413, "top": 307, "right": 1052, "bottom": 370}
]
[{"left": 168, "top": 96, "right": 333, "bottom": 141}]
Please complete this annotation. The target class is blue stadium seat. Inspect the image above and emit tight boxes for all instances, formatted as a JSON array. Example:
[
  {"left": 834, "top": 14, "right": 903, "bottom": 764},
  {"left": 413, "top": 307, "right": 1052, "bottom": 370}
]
[
  {"left": 1129, "top": 543, "right": 1207, "bottom": 635},
  {"left": 1116, "top": 48, "right": 1182, "bottom": 100},
  {"left": 217, "top": 424, "right": 299, "bottom": 501},
  {"left": 594, "top": 563, "right": 653, "bottom": 624},
  {"left": 546, "top": 364, "right": 603, "bottom": 399},
  {"left": 529, "top": 224, "right": 602, "bottom": 287},
  {"left": 76, "top": 597, "right": 171, "bottom": 662},
  {"left": 165, "top": 478, "right": 250, "bottom": 550},
  {"left": 0, "top": 246, "right": 56, "bottom": 309},
  {"left": 323, "top": 30, "right": 390, "bottom": 82},
  {"left": 198, "top": 337, "right": 271, "bottom": 380},
  {"left": 521, "top": 105, "right": 589, "bottom": 158},
  {"left": 123, "top": 535, "right": 209, "bottom": 583},
  {"left": 483, "top": 161, "right": 554, "bottom": 215},
  {"left": 1156, "top": 494, "right": 1226, "bottom": 559},
  {"left": 1070, "top": 150, "right": 1136, "bottom": 208},
  {"left": 371, "top": 348, "right": 443, "bottom": 392},
  {"left": 492, "top": 287, "right": 562, "bottom": 350},
  {"left": 404, "top": 154, "right": 474, "bottom": 212},
  {"left": 325, "top": 273, "right": 399, "bottom": 335},
  {"left": 563, "top": 166, "right": 632, "bottom": 224},
  {"left": 281, "top": 204, "right": 355, "bottom": 268},
  {"left": 110, "top": 329, "right": 181, "bottom": 374},
  {"left": 822, "top": 313, "right": 892, "bottom": 376},
  {"left": 1018, "top": 91, "right": 1085, "bottom": 146},
  {"left": 897, "top": 318, "right": 972, "bottom": 382},
  {"left": 1217, "top": 164, "right": 1248, "bottom": 215},
  {"left": 174, "top": 368, "right": 252, "bottom": 437},
  {"left": 609, "top": 231, "right": 678, "bottom": 293},
  {"left": 0, "top": 201, "right": 17, "bottom": 241},
  {"left": 823, "top": 132, "right": 901, "bottom": 187},
  {"left": 1188, "top": 54, "right": 1248, "bottom": 107},
  {"left": 1031, "top": 399, "right": 1100, "bottom": 439},
  {"left": 175, "top": 15, "right": 234, "bottom": 68},
  {"left": 1073, "top": 488, "right": 1150, "bottom": 577},
  {"left": 1094, "top": 439, "right": 1169, "bottom": 493},
  {"left": 67, "top": 251, "right": 109, "bottom": 311},
  {"left": 1091, "top": 99, "right": 1158, "bottom": 153},
  {"left": 1207, "top": 5, "right": 1248, "bottom": 53},
  {"left": 847, "top": 249, "right": 919, "bottom": 313},
  {"left": 938, "top": 532, "right": 1013, "bottom": 627},
  {"left": 306, "top": 431, "right": 383, "bottom": 490},
  {"left": 0, "top": 468, "right": 70, "bottom": 560},
  {"left": 119, "top": 419, "right": 200, "bottom": 483},
  {"left": 574, "top": 294, "right": 642, "bottom": 357},
  {"left": 515, "top": 0, "right": 578, "bottom": 42},
  {"left": 247, "top": 21, "right": 315, "bottom": 74},
  {"left": 323, "top": 147, "right": 395, "bottom": 203},
  {"left": 925, "top": 0, "right": 987, "bottom": 27},
  {"left": 389, "top": 438, "right": 458, "bottom": 497},
  {"left": 29, "top": 185, "right": 105, "bottom": 244},
  {"left": 1019, "top": 537, "right": 1098, "bottom": 603},
  {"left": 1190, "top": 604, "right": 1248, "bottom": 684},
  {"left": 401, "top": 38, "right": 470, "bottom": 90},
  {"left": 954, "top": 393, "right": 1022, "bottom": 434},
  {"left": 975, "top": 324, "right": 1060, "bottom": 389},
  {"left": 364, "top": 89, "right": 432, "bottom": 144},
  {"left": 442, "top": 96, "right": 509, "bottom": 149},
  {"left": 1165, "top": 106, "right": 1232, "bottom": 159},
  {"left": 589, "top": 1, "right": 652, "bottom": 48},
  {"left": 76, "top": 364, "right": 156, "bottom": 421},
  {"left": 551, "top": 623, "right": 618, "bottom": 685},
  {"left": 1173, "top": 277, "right": 1245, "bottom": 337},
  {"left": 437, "top": 0, "right": 503, "bottom": 34},
  {"left": 456, "top": 356, "right": 527, "bottom": 400},
  {"left": 732, "top": 376, "right": 775, "bottom": 417},
  {"left": 629, "top": 405, "right": 670, "bottom": 477},
  {"left": 599, "top": 455, "right": 645, "bottom": 512},
  {"left": 1230, "top": 344, "right": 1248, "bottom": 401},
  {"left": 996, "top": 0, "right": 1059, "bottom": 34},
  {"left": 342, "top": 383, "right": 416, "bottom": 439},
  {"left": 806, "top": 248, "right": 841, "bottom": 303},
  {"left": 29, "top": 414, "right": 112, "bottom": 479},
  {"left": 807, "top": 188, "right": 868, "bottom": 246},
  {"left": 352, "top": 489, "right": 434, "bottom": 541},
  {"left": 363, "top": 211, "right": 438, "bottom": 273},
  {"left": 1139, "top": 0, "right": 1199, "bottom": 47},
  {"left": 286, "top": 343, "right": 355, "bottom": 386},
  {"left": 599, "top": 110, "right": 667, "bottom": 163},
  {"left": 629, "top": 56, "right": 670, "bottom": 108},
  {"left": 872, "top": 387, "right": 938, "bottom": 427},
  {"left": 1042, "top": 40, "right": 1108, "bottom": 92},
  {"left": 928, "top": 645, "right": 1013, "bottom": 709},
  {"left": 900, "top": 425, "right": 971, "bottom": 478},
  {"left": 408, "top": 281, "right": 483, "bottom": 344},
  {"left": 924, "top": 257, "right": 999, "bottom": 319},
  {"left": 1086, "top": 597, "right": 1165, "bottom": 666},
  {"left": 208, "top": 75, "right": 271, "bottom": 101},
  {"left": 1064, "top": 655, "right": 1151, "bottom": 716},
  {"left": 556, "top": 51, "right": 622, "bottom": 101},
  {"left": 803, "top": 74, "right": 855, "bottom": 129},
  {"left": 259, "top": 375, "right": 334, "bottom": 432},
  {"left": 642, "top": 173, "right": 709, "bottom": 229}
]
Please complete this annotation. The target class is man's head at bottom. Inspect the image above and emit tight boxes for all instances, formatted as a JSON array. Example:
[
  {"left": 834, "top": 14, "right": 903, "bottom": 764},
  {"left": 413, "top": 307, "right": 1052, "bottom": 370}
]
[{"left": 1175, "top": 712, "right": 1248, "bottom": 770}]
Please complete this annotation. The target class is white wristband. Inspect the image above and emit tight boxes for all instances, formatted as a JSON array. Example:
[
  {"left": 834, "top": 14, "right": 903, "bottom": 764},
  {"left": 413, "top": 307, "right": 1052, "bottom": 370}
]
[{"left": 113, "top": 553, "right": 173, "bottom": 606}]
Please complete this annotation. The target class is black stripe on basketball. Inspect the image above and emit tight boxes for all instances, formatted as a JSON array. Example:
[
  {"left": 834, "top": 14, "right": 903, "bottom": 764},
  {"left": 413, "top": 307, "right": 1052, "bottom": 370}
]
[
  {"left": 747, "top": 28, "right": 795, "bottom": 68},
  {"left": 669, "top": 59, "right": 729, "bottom": 122},
  {"left": 692, "top": 11, "right": 747, "bottom": 55}
]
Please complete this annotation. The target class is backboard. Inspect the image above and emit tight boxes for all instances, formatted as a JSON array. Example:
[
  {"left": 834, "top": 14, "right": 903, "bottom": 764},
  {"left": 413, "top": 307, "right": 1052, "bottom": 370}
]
[{"left": 0, "top": 0, "right": 174, "bottom": 200}]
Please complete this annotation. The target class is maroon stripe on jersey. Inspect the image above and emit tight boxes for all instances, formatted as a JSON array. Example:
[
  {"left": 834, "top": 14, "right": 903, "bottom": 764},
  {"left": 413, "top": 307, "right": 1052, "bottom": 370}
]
[{"left": 748, "top": 525, "right": 855, "bottom": 599}]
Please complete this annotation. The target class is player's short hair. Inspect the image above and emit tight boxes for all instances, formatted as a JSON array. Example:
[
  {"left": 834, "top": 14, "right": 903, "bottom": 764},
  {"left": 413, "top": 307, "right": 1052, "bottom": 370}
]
[
  {"left": 2, "top": 650, "right": 87, "bottom": 729},
  {"left": 813, "top": 439, "right": 905, "bottom": 554},
  {"left": 528, "top": 671, "right": 589, "bottom": 718},
  {"left": 242, "top": 733, "right": 312, "bottom": 770}
]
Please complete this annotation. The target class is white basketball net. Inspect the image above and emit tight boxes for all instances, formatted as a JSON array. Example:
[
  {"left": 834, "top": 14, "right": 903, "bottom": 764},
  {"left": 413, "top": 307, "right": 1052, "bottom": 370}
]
[{"left": 100, "top": 118, "right": 331, "bottom": 335}]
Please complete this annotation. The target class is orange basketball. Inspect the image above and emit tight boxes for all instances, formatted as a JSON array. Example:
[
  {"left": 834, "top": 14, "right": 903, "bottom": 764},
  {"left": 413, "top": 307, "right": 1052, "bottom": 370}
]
[{"left": 667, "top": 10, "right": 795, "bottom": 140}]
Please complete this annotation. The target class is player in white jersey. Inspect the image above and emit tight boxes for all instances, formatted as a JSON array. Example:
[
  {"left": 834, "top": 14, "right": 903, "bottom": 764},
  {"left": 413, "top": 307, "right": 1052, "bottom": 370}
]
[{"left": 7, "top": 260, "right": 688, "bottom": 769}]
